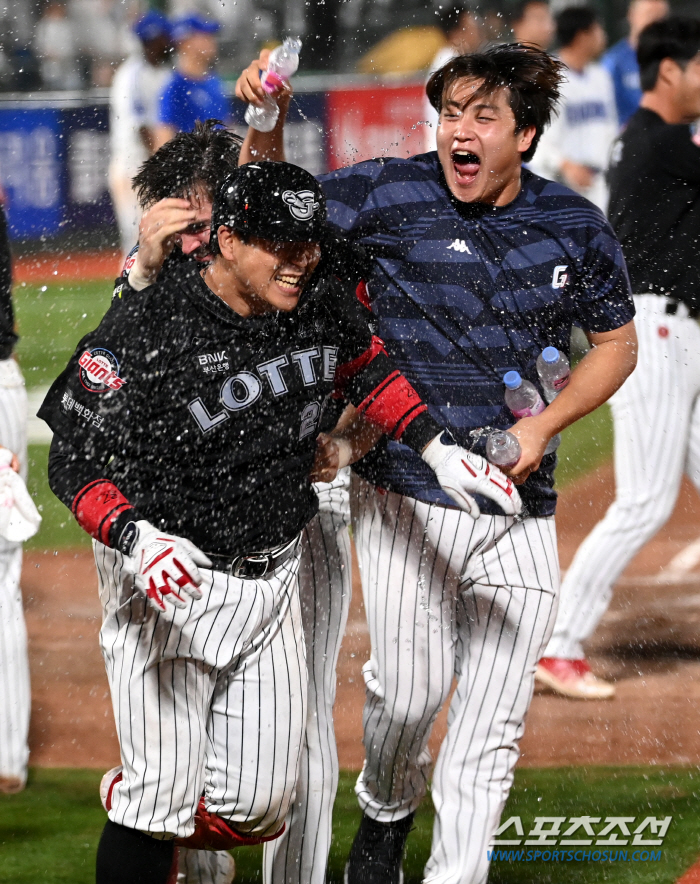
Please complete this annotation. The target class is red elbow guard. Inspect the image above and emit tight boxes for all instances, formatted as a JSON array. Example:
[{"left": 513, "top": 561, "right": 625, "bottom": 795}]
[
  {"left": 72, "top": 480, "right": 132, "bottom": 546},
  {"left": 357, "top": 371, "right": 428, "bottom": 440}
]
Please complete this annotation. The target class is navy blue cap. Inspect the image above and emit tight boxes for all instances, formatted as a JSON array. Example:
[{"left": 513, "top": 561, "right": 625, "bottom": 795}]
[
  {"left": 172, "top": 14, "right": 221, "bottom": 41},
  {"left": 133, "top": 11, "right": 171, "bottom": 43}
]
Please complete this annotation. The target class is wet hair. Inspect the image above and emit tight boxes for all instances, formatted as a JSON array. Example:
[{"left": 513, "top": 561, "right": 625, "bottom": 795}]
[
  {"left": 425, "top": 42, "right": 565, "bottom": 161},
  {"left": 132, "top": 119, "right": 243, "bottom": 208},
  {"left": 555, "top": 6, "right": 598, "bottom": 49},
  {"left": 637, "top": 16, "right": 700, "bottom": 91}
]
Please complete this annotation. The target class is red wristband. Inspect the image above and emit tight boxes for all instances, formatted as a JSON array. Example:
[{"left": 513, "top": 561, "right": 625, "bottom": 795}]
[{"left": 72, "top": 480, "right": 133, "bottom": 546}]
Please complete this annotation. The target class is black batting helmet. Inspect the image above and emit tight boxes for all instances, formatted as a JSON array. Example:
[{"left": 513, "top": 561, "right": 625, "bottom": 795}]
[{"left": 211, "top": 161, "right": 326, "bottom": 251}]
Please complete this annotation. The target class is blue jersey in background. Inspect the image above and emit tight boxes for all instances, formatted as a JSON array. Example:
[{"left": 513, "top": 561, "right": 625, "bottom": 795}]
[
  {"left": 158, "top": 70, "right": 230, "bottom": 132},
  {"left": 601, "top": 39, "right": 641, "bottom": 127}
]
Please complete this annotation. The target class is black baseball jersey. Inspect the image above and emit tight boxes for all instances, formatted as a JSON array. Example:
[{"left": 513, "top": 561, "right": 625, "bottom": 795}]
[
  {"left": 608, "top": 108, "right": 700, "bottom": 308},
  {"left": 40, "top": 259, "right": 439, "bottom": 558},
  {"left": 0, "top": 206, "right": 18, "bottom": 360}
]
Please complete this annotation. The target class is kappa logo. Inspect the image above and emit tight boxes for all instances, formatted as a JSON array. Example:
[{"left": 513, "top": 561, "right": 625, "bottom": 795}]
[
  {"left": 79, "top": 348, "right": 126, "bottom": 393},
  {"left": 552, "top": 265, "right": 569, "bottom": 289},
  {"left": 282, "top": 189, "right": 319, "bottom": 221},
  {"left": 447, "top": 239, "right": 472, "bottom": 254}
]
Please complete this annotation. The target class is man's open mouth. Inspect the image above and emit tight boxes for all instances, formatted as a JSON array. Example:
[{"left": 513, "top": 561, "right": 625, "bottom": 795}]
[
  {"left": 275, "top": 273, "right": 304, "bottom": 293},
  {"left": 452, "top": 151, "right": 481, "bottom": 181}
]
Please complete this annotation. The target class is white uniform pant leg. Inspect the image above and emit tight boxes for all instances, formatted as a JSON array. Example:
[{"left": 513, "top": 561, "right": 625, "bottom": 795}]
[
  {"left": 265, "top": 470, "right": 352, "bottom": 884},
  {"left": 96, "top": 544, "right": 307, "bottom": 839},
  {"left": 0, "top": 540, "right": 28, "bottom": 782},
  {"left": 205, "top": 559, "right": 308, "bottom": 837},
  {"left": 424, "top": 517, "right": 559, "bottom": 884},
  {"left": 351, "top": 476, "right": 495, "bottom": 823},
  {"left": 546, "top": 297, "right": 700, "bottom": 659},
  {"left": 0, "top": 367, "right": 29, "bottom": 784}
]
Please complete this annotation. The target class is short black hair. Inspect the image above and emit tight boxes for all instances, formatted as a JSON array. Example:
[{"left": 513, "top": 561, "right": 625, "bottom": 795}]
[
  {"left": 425, "top": 42, "right": 565, "bottom": 161},
  {"left": 637, "top": 16, "right": 700, "bottom": 91},
  {"left": 132, "top": 119, "right": 243, "bottom": 208},
  {"left": 555, "top": 6, "right": 598, "bottom": 48}
]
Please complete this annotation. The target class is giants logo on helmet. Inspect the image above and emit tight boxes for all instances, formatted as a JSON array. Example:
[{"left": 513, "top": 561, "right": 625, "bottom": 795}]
[
  {"left": 79, "top": 348, "right": 126, "bottom": 393},
  {"left": 282, "top": 189, "right": 319, "bottom": 221}
]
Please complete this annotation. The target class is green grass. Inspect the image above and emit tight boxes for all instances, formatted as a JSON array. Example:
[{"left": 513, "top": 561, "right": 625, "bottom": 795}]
[
  {"left": 1, "top": 768, "right": 698, "bottom": 883},
  {"left": 13, "top": 280, "right": 113, "bottom": 390},
  {"left": 556, "top": 403, "right": 613, "bottom": 489}
]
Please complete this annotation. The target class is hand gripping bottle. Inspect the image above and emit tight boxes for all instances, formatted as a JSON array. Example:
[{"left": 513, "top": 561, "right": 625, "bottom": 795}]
[
  {"left": 245, "top": 37, "right": 302, "bottom": 133},
  {"left": 536, "top": 346, "right": 571, "bottom": 403},
  {"left": 503, "top": 370, "right": 559, "bottom": 456},
  {"left": 485, "top": 430, "right": 522, "bottom": 470}
]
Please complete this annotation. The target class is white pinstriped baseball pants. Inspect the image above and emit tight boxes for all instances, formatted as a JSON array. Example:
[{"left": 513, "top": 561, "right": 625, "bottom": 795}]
[
  {"left": 95, "top": 542, "right": 307, "bottom": 840},
  {"left": 547, "top": 295, "right": 700, "bottom": 659},
  {"left": 178, "top": 473, "right": 354, "bottom": 884},
  {"left": 264, "top": 472, "right": 352, "bottom": 884},
  {"left": 0, "top": 360, "right": 30, "bottom": 785},
  {"left": 351, "top": 476, "right": 559, "bottom": 884}
]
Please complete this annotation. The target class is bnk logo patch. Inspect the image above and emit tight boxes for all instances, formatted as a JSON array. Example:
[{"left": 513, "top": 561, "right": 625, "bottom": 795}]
[
  {"left": 79, "top": 348, "right": 126, "bottom": 393},
  {"left": 282, "top": 189, "right": 319, "bottom": 221}
]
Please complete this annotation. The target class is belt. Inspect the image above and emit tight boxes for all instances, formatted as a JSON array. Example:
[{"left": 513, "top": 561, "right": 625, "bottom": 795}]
[
  {"left": 205, "top": 535, "right": 300, "bottom": 580},
  {"left": 664, "top": 297, "right": 700, "bottom": 320}
]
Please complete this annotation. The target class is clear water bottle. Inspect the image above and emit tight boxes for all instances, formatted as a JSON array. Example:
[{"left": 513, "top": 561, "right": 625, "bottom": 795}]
[
  {"left": 503, "top": 370, "right": 559, "bottom": 456},
  {"left": 245, "top": 37, "right": 302, "bottom": 133},
  {"left": 536, "top": 346, "right": 571, "bottom": 403},
  {"left": 486, "top": 430, "right": 522, "bottom": 469},
  {"left": 503, "top": 371, "right": 545, "bottom": 418}
]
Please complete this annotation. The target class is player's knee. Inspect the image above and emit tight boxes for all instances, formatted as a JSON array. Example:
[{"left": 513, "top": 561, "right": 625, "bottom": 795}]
[{"left": 608, "top": 493, "right": 674, "bottom": 541}]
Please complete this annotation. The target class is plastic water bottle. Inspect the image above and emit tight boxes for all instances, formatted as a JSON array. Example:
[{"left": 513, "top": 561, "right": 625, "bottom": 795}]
[
  {"left": 503, "top": 371, "right": 545, "bottom": 418},
  {"left": 245, "top": 37, "right": 302, "bottom": 133},
  {"left": 486, "top": 430, "right": 522, "bottom": 469},
  {"left": 503, "top": 370, "right": 560, "bottom": 456},
  {"left": 536, "top": 347, "right": 571, "bottom": 403}
]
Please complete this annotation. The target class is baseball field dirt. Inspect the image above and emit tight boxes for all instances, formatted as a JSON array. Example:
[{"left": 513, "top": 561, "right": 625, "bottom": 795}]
[{"left": 21, "top": 461, "right": 700, "bottom": 771}]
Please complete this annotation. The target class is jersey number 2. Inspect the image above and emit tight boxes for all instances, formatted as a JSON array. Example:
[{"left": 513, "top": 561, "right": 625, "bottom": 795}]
[{"left": 299, "top": 402, "right": 321, "bottom": 440}]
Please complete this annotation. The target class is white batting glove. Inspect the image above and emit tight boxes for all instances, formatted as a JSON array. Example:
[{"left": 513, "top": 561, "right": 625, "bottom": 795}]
[
  {"left": 422, "top": 433, "right": 522, "bottom": 519},
  {"left": 128, "top": 520, "right": 213, "bottom": 613},
  {"left": 0, "top": 448, "right": 41, "bottom": 542}
]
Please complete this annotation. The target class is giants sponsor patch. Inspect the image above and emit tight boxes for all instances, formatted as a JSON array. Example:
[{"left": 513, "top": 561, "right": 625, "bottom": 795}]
[{"left": 79, "top": 348, "right": 126, "bottom": 393}]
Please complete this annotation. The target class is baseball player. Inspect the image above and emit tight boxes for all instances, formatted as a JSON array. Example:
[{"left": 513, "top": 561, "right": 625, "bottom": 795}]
[
  {"left": 528, "top": 6, "right": 618, "bottom": 213},
  {"left": 124, "top": 120, "right": 364, "bottom": 884},
  {"left": 540, "top": 17, "right": 700, "bottom": 699},
  {"left": 39, "top": 160, "right": 518, "bottom": 884},
  {"left": 0, "top": 202, "right": 32, "bottom": 796},
  {"left": 238, "top": 42, "right": 637, "bottom": 883},
  {"left": 108, "top": 11, "right": 172, "bottom": 255}
]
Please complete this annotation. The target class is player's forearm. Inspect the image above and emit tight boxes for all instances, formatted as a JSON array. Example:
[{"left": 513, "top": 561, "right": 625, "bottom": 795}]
[
  {"left": 330, "top": 405, "right": 384, "bottom": 467},
  {"left": 533, "top": 321, "right": 638, "bottom": 438},
  {"left": 48, "top": 434, "right": 141, "bottom": 549},
  {"left": 239, "top": 94, "right": 290, "bottom": 165}
]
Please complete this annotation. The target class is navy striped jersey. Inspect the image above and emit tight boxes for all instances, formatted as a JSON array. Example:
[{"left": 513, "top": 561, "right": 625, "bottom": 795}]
[{"left": 319, "top": 152, "right": 634, "bottom": 516}]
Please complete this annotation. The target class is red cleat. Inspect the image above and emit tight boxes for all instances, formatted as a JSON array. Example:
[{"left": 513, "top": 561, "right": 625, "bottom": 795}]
[{"left": 536, "top": 657, "right": 615, "bottom": 699}]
